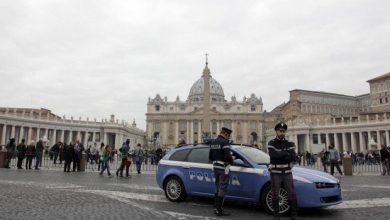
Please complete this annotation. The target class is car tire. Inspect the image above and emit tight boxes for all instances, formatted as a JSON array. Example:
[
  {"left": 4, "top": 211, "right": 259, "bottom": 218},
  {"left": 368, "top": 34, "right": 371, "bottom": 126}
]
[
  {"left": 164, "top": 176, "right": 186, "bottom": 202},
  {"left": 261, "top": 184, "right": 291, "bottom": 215}
]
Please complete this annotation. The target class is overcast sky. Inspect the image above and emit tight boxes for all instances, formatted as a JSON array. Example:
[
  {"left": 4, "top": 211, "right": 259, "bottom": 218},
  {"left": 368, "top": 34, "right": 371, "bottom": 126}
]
[{"left": 1, "top": 0, "right": 389, "bottom": 130}]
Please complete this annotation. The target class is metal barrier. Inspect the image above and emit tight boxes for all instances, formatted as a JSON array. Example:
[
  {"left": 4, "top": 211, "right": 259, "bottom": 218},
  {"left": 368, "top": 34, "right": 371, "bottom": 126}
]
[
  {"left": 299, "top": 160, "right": 383, "bottom": 175},
  {"left": 7, "top": 154, "right": 158, "bottom": 173}
]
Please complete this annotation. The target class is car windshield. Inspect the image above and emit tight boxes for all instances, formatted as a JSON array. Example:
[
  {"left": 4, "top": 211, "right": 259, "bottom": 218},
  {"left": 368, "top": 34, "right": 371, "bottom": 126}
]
[{"left": 236, "top": 147, "right": 270, "bottom": 165}]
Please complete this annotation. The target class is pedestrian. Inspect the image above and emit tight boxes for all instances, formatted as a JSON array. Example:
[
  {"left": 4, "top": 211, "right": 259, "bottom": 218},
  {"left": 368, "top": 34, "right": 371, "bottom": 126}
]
[
  {"left": 34, "top": 139, "right": 44, "bottom": 170},
  {"left": 99, "top": 145, "right": 112, "bottom": 177},
  {"left": 208, "top": 127, "right": 233, "bottom": 216},
  {"left": 91, "top": 143, "right": 98, "bottom": 164},
  {"left": 133, "top": 143, "right": 145, "bottom": 174},
  {"left": 268, "top": 122, "right": 299, "bottom": 220},
  {"left": 328, "top": 144, "right": 343, "bottom": 176},
  {"left": 72, "top": 140, "right": 84, "bottom": 172},
  {"left": 98, "top": 143, "right": 105, "bottom": 171},
  {"left": 116, "top": 139, "right": 130, "bottom": 177},
  {"left": 58, "top": 142, "right": 64, "bottom": 164},
  {"left": 379, "top": 144, "right": 390, "bottom": 176},
  {"left": 16, "top": 139, "right": 27, "bottom": 169},
  {"left": 64, "top": 143, "right": 74, "bottom": 172},
  {"left": 51, "top": 142, "right": 60, "bottom": 164},
  {"left": 320, "top": 149, "right": 329, "bottom": 173},
  {"left": 5, "top": 138, "right": 16, "bottom": 168},
  {"left": 25, "top": 141, "right": 35, "bottom": 169}
]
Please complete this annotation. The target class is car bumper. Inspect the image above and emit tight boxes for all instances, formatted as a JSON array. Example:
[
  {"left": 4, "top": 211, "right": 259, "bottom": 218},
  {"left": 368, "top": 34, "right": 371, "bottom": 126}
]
[{"left": 295, "top": 182, "right": 342, "bottom": 208}]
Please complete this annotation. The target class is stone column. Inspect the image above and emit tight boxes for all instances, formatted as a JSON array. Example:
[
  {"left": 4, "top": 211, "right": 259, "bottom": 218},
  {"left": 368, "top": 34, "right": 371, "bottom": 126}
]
[
  {"left": 334, "top": 133, "right": 340, "bottom": 151},
  {"left": 60, "top": 130, "right": 65, "bottom": 143},
  {"left": 1, "top": 124, "right": 7, "bottom": 145},
  {"left": 52, "top": 129, "right": 57, "bottom": 146},
  {"left": 19, "top": 127, "right": 25, "bottom": 143},
  {"left": 115, "top": 133, "right": 120, "bottom": 149},
  {"left": 103, "top": 132, "right": 108, "bottom": 145},
  {"left": 377, "top": 130, "right": 382, "bottom": 147},
  {"left": 325, "top": 133, "right": 330, "bottom": 148},
  {"left": 11, "top": 125, "right": 15, "bottom": 139},
  {"left": 190, "top": 121, "right": 194, "bottom": 144},
  {"left": 386, "top": 130, "right": 390, "bottom": 146},
  {"left": 175, "top": 121, "right": 179, "bottom": 144},
  {"left": 216, "top": 120, "right": 220, "bottom": 135},
  {"left": 36, "top": 128, "right": 41, "bottom": 141},
  {"left": 342, "top": 132, "right": 348, "bottom": 152},
  {"left": 305, "top": 134, "right": 310, "bottom": 152},
  {"left": 76, "top": 131, "right": 81, "bottom": 141},
  {"left": 83, "top": 131, "right": 88, "bottom": 147},
  {"left": 367, "top": 131, "right": 372, "bottom": 150},
  {"left": 186, "top": 121, "right": 190, "bottom": 143},
  {"left": 359, "top": 132, "right": 365, "bottom": 152},
  {"left": 27, "top": 127, "right": 32, "bottom": 144},
  {"left": 351, "top": 132, "right": 357, "bottom": 153},
  {"left": 69, "top": 130, "right": 73, "bottom": 143},
  {"left": 92, "top": 132, "right": 96, "bottom": 143},
  {"left": 198, "top": 122, "right": 202, "bottom": 143}
]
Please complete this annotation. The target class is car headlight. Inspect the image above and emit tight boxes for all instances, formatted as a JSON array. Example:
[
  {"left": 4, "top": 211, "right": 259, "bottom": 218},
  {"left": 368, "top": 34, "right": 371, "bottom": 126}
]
[{"left": 315, "top": 182, "right": 339, "bottom": 189}]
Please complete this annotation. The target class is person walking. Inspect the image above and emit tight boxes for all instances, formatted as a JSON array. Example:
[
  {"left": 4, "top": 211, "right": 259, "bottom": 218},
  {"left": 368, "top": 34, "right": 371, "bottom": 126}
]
[
  {"left": 133, "top": 143, "right": 145, "bottom": 174},
  {"left": 268, "top": 122, "right": 299, "bottom": 220},
  {"left": 208, "top": 127, "right": 233, "bottom": 216},
  {"left": 16, "top": 139, "right": 27, "bottom": 169},
  {"left": 51, "top": 142, "right": 60, "bottom": 164},
  {"left": 328, "top": 144, "right": 343, "bottom": 176},
  {"left": 64, "top": 143, "right": 74, "bottom": 172},
  {"left": 72, "top": 140, "right": 84, "bottom": 172},
  {"left": 97, "top": 143, "right": 105, "bottom": 171},
  {"left": 99, "top": 145, "right": 112, "bottom": 177},
  {"left": 380, "top": 144, "right": 390, "bottom": 175},
  {"left": 34, "top": 139, "right": 44, "bottom": 170},
  {"left": 116, "top": 139, "right": 130, "bottom": 177},
  {"left": 5, "top": 138, "right": 16, "bottom": 168},
  {"left": 25, "top": 141, "right": 35, "bottom": 169}
]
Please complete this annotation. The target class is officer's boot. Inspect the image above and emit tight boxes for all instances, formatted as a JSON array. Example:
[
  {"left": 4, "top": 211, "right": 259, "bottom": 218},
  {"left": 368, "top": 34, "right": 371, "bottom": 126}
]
[
  {"left": 290, "top": 199, "right": 299, "bottom": 220},
  {"left": 214, "top": 196, "right": 230, "bottom": 216},
  {"left": 272, "top": 199, "right": 280, "bottom": 220}
]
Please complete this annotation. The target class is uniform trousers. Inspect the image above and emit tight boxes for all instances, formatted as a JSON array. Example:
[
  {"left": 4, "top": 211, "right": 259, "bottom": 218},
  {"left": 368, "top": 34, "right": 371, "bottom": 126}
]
[
  {"left": 214, "top": 168, "right": 230, "bottom": 197},
  {"left": 270, "top": 172, "right": 296, "bottom": 201}
]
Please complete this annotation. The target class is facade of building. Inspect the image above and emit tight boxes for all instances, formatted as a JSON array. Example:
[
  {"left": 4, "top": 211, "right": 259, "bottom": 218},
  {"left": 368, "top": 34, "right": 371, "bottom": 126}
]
[
  {"left": 266, "top": 72, "right": 390, "bottom": 154},
  {"left": 146, "top": 62, "right": 265, "bottom": 148},
  {"left": 0, "top": 108, "right": 145, "bottom": 149}
]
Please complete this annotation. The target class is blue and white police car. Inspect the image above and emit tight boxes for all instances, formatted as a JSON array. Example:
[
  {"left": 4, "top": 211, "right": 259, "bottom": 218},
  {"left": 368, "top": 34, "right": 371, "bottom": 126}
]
[{"left": 156, "top": 144, "right": 342, "bottom": 214}]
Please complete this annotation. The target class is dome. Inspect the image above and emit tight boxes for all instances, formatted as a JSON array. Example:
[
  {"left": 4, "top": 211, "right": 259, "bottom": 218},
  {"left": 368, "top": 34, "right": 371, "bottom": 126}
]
[{"left": 188, "top": 76, "right": 225, "bottom": 102}]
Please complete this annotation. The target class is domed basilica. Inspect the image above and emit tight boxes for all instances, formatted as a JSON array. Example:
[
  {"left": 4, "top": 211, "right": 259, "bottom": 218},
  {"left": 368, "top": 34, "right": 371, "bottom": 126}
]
[{"left": 146, "top": 60, "right": 265, "bottom": 148}]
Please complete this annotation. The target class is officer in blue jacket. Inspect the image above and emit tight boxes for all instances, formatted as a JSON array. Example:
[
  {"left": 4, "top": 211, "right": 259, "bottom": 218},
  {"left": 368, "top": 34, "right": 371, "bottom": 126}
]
[
  {"left": 268, "top": 122, "right": 299, "bottom": 220},
  {"left": 208, "top": 127, "right": 233, "bottom": 216}
]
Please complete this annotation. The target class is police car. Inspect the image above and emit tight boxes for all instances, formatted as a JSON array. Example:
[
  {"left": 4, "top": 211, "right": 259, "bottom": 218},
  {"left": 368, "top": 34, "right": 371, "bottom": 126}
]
[{"left": 156, "top": 144, "right": 342, "bottom": 214}]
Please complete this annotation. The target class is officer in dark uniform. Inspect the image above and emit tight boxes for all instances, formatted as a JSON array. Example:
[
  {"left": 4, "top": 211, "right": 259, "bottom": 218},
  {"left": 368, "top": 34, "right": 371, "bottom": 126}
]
[
  {"left": 208, "top": 127, "right": 234, "bottom": 216},
  {"left": 268, "top": 122, "right": 299, "bottom": 220}
]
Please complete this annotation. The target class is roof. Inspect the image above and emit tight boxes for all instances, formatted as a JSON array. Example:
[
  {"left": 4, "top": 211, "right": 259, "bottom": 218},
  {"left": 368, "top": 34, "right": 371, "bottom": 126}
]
[
  {"left": 367, "top": 72, "right": 390, "bottom": 83},
  {"left": 289, "top": 89, "right": 364, "bottom": 99}
]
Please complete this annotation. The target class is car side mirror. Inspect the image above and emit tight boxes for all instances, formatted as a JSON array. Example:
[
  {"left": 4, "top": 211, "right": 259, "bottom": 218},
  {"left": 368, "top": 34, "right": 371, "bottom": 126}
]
[{"left": 233, "top": 159, "right": 246, "bottom": 167}]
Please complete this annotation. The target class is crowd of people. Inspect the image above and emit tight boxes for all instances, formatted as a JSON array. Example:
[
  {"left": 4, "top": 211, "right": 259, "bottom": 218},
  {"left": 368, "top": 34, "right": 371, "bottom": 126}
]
[{"left": 2, "top": 137, "right": 166, "bottom": 177}]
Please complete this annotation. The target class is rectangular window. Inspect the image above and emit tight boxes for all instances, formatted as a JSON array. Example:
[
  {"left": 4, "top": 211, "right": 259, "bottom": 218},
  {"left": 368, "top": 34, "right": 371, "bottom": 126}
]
[
  {"left": 155, "top": 105, "right": 160, "bottom": 111},
  {"left": 251, "top": 105, "right": 256, "bottom": 111}
]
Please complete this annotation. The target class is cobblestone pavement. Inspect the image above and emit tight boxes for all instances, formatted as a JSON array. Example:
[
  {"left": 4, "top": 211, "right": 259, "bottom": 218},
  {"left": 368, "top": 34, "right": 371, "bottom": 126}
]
[{"left": 1, "top": 169, "right": 390, "bottom": 220}]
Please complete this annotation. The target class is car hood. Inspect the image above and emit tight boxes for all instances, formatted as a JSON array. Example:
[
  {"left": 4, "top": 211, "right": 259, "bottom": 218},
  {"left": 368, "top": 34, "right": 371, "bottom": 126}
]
[{"left": 292, "top": 166, "right": 339, "bottom": 184}]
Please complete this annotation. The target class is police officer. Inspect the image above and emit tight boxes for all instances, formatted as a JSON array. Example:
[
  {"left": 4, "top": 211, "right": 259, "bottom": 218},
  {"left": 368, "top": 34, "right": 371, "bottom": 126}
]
[
  {"left": 208, "top": 127, "right": 233, "bottom": 216},
  {"left": 268, "top": 122, "right": 299, "bottom": 220}
]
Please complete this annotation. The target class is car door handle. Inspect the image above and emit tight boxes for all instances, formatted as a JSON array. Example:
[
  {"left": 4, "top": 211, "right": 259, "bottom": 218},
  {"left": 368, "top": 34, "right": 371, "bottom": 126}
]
[{"left": 182, "top": 166, "right": 190, "bottom": 169}]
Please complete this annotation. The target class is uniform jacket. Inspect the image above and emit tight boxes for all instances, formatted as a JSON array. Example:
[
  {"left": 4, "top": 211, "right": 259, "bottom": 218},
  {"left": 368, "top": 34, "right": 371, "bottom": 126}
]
[
  {"left": 208, "top": 135, "right": 233, "bottom": 169},
  {"left": 267, "top": 137, "right": 296, "bottom": 165}
]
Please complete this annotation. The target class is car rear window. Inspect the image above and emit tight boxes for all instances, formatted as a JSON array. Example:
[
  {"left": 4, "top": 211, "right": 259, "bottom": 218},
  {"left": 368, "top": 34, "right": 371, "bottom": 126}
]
[
  {"left": 169, "top": 149, "right": 190, "bottom": 161},
  {"left": 187, "top": 148, "right": 210, "bottom": 164}
]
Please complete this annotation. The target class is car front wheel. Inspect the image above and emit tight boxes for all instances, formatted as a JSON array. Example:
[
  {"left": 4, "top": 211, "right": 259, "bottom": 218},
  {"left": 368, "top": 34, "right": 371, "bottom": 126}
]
[
  {"left": 164, "top": 176, "right": 186, "bottom": 202},
  {"left": 261, "top": 184, "right": 291, "bottom": 215}
]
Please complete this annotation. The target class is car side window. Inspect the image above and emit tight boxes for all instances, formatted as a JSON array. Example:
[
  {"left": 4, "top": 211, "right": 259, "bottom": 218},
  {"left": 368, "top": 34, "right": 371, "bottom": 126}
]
[
  {"left": 187, "top": 148, "right": 211, "bottom": 164},
  {"left": 169, "top": 149, "right": 190, "bottom": 161}
]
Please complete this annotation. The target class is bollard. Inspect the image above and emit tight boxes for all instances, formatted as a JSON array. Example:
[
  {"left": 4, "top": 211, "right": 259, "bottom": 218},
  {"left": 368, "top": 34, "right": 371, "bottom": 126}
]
[
  {"left": 0, "top": 151, "right": 5, "bottom": 168},
  {"left": 343, "top": 157, "right": 353, "bottom": 176},
  {"left": 80, "top": 153, "right": 86, "bottom": 172}
]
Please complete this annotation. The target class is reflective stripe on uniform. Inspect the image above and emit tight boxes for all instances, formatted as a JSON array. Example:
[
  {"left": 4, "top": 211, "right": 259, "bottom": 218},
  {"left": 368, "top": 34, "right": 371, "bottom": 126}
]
[{"left": 267, "top": 145, "right": 282, "bottom": 151}]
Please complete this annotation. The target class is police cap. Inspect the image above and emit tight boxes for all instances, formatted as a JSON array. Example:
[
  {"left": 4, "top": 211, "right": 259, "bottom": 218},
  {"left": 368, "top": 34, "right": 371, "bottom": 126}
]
[
  {"left": 221, "top": 127, "right": 232, "bottom": 135},
  {"left": 274, "top": 122, "right": 288, "bottom": 131}
]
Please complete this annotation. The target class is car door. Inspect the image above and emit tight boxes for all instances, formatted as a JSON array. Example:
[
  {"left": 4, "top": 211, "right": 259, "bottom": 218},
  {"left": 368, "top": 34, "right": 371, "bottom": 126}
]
[
  {"left": 225, "top": 150, "right": 256, "bottom": 200},
  {"left": 184, "top": 147, "right": 214, "bottom": 196}
]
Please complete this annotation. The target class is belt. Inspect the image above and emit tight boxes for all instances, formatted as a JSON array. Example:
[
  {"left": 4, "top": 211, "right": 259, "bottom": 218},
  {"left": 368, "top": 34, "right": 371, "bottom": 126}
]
[{"left": 271, "top": 163, "right": 291, "bottom": 168}]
